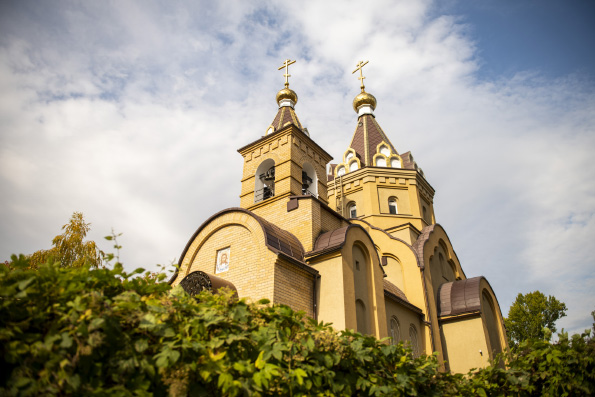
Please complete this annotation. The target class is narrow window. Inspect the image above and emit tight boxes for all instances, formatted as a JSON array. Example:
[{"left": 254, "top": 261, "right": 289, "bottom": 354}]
[
  {"left": 409, "top": 325, "right": 419, "bottom": 357},
  {"left": 355, "top": 260, "right": 360, "bottom": 271},
  {"left": 390, "top": 317, "right": 401, "bottom": 345},
  {"left": 348, "top": 203, "right": 357, "bottom": 218},
  {"left": 389, "top": 198, "right": 398, "bottom": 214}
]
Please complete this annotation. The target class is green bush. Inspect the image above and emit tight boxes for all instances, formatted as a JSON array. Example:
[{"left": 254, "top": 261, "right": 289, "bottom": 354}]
[
  {"left": 1, "top": 258, "right": 444, "bottom": 396},
  {"left": 2, "top": 257, "right": 594, "bottom": 396}
]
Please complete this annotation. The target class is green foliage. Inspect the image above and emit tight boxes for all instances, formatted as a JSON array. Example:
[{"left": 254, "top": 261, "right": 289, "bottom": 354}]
[
  {"left": 2, "top": 257, "right": 593, "bottom": 396},
  {"left": 26, "top": 212, "right": 103, "bottom": 269},
  {"left": 505, "top": 290, "right": 567, "bottom": 347},
  {"left": 0, "top": 258, "right": 445, "bottom": 396}
]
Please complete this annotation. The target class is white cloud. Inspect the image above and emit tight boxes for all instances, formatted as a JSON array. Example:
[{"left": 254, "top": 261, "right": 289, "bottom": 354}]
[{"left": 0, "top": 0, "right": 593, "bottom": 334}]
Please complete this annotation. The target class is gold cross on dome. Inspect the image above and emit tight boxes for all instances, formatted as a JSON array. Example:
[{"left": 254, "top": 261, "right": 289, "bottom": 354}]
[
  {"left": 352, "top": 60, "right": 369, "bottom": 92},
  {"left": 278, "top": 59, "right": 296, "bottom": 88}
]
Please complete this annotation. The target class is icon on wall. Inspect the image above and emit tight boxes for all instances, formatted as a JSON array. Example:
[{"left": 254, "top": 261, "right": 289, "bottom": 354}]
[{"left": 216, "top": 247, "right": 230, "bottom": 274}]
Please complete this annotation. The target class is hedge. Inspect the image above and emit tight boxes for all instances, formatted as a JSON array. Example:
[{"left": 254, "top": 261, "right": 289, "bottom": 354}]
[{"left": 1, "top": 258, "right": 594, "bottom": 396}]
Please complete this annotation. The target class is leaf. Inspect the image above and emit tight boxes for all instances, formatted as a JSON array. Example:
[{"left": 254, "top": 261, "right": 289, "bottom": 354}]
[
  {"left": 255, "top": 350, "right": 265, "bottom": 369},
  {"left": 218, "top": 372, "right": 233, "bottom": 391},
  {"left": 17, "top": 277, "right": 35, "bottom": 291},
  {"left": 60, "top": 333, "right": 73, "bottom": 348},
  {"left": 135, "top": 339, "right": 149, "bottom": 353},
  {"left": 293, "top": 368, "right": 308, "bottom": 385}
]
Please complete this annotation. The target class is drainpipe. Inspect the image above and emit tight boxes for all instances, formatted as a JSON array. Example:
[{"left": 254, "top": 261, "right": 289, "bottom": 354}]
[{"left": 312, "top": 274, "right": 320, "bottom": 321}]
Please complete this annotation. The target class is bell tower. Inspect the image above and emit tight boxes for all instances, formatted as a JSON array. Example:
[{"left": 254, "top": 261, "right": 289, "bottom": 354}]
[
  {"left": 237, "top": 60, "right": 333, "bottom": 220},
  {"left": 327, "top": 61, "right": 436, "bottom": 244}
]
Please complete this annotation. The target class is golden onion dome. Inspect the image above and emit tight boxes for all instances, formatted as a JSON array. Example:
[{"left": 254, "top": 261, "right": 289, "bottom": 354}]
[
  {"left": 276, "top": 87, "right": 298, "bottom": 105},
  {"left": 352, "top": 91, "right": 377, "bottom": 112}
]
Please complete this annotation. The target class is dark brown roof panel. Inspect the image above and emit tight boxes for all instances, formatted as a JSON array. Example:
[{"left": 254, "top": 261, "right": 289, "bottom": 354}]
[
  {"left": 383, "top": 279, "right": 409, "bottom": 302},
  {"left": 438, "top": 277, "right": 484, "bottom": 317}
]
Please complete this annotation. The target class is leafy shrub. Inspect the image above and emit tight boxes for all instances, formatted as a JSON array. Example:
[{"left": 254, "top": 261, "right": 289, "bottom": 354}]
[
  {"left": 1, "top": 258, "right": 443, "bottom": 396},
  {"left": 2, "top": 256, "right": 594, "bottom": 396}
]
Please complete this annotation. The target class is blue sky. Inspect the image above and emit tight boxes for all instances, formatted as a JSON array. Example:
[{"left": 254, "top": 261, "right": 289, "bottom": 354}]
[
  {"left": 445, "top": 0, "right": 595, "bottom": 80},
  {"left": 1, "top": 0, "right": 594, "bottom": 336}
]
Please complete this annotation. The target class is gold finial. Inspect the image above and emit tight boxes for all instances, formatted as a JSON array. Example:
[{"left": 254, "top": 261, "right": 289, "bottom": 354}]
[
  {"left": 278, "top": 59, "right": 296, "bottom": 88},
  {"left": 352, "top": 60, "right": 369, "bottom": 92}
]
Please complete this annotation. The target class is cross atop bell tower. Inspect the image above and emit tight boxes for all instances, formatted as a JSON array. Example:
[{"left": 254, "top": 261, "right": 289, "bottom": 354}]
[
  {"left": 278, "top": 59, "right": 296, "bottom": 88},
  {"left": 352, "top": 60, "right": 369, "bottom": 92}
]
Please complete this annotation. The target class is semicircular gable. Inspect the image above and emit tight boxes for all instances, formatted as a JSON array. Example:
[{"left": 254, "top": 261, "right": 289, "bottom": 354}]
[
  {"left": 170, "top": 207, "right": 305, "bottom": 283},
  {"left": 437, "top": 276, "right": 506, "bottom": 319},
  {"left": 411, "top": 224, "right": 465, "bottom": 278}
]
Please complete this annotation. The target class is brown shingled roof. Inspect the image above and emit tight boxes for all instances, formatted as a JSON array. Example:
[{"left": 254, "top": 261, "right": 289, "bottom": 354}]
[
  {"left": 270, "top": 106, "right": 302, "bottom": 131},
  {"left": 308, "top": 226, "right": 350, "bottom": 256},
  {"left": 348, "top": 114, "right": 398, "bottom": 166},
  {"left": 383, "top": 279, "right": 409, "bottom": 302},
  {"left": 438, "top": 277, "right": 483, "bottom": 317}
]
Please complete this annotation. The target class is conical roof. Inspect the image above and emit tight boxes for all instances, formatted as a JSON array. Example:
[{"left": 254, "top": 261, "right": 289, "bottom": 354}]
[
  {"left": 269, "top": 104, "right": 303, "bottom": 132},
  {"left": 348, "top": 113, "right": 398, "bottom": 166}
]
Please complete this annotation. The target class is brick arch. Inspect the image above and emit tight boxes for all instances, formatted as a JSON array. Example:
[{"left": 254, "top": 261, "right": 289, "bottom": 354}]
[
  {"left": 296, "top": 153, "right": 324, "bottom": 182},
  {"left": 170, "top": 208, "right": 305, "bottom": 284},
  {"left": 184, "top": 222, "right": 261, "bottom": 278},
  {"left": 412, "top": 224, "right": 464, "bottom": 279}
]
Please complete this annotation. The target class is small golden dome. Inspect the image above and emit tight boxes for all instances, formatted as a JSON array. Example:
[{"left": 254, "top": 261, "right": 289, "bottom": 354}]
[
  {"left": 352, "top": 91, "right": 377, "bottom": 112},
  {"left": 276, "top": 87, "right": 298, "bottom": 105}
]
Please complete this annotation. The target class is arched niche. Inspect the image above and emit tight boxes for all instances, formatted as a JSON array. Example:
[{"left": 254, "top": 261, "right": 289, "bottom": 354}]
[
  {"left": 302, "top": 161, "right": 318, "bottom": 197},
  {"left": 353, "top": 244, "right": 371, "bottom": 335},
  {"left": 254, "top": 158, "right": 275, "bottom": 202},
  {"left": 482, "top": 290, "right": 503, "bottom": 357}
]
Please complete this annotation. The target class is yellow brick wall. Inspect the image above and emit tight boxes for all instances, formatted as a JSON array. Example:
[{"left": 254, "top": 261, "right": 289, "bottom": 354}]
[
  {"left": 173, "top": 212, "right": 277, "bottom": 303},
  {"left": 273, "top": 258, "right": 315, "bottom": 318},
  {"left": 239, "top": 126, "right": 332, "bottom": 208}
]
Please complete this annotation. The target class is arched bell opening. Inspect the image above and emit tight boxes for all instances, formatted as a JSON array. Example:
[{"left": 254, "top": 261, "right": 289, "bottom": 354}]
[
  {"left": 302, "top": 162, "right": 318, "bottom": 197},
  {"left": 254, "top": 158, "right": 275, "bottom": 202}
]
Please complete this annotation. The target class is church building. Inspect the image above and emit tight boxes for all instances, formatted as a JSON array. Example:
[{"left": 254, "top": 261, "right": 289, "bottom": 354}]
[{"left": 169, "top": 60, "right": 509, "bottom": 373}]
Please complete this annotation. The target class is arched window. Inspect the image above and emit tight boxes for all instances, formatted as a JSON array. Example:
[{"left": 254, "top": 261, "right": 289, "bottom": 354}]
[
  {"left": 388, "top": 198, "right": 398, "bottom": 214},
  {"left": 375, "top": 157, "right": 387, "bottom": 167},
  {"left": 380, "top": 145, "right": 390, "bottom": 156},
  {"left": 390, "top": 157, "right": 401, "bottom": 168},
  {"left": 348, "top": 202, "right": 357, "bottom": 218},
  {"left": 390, "top": 317, "right": 401, "bottom": 345},
  {"left": 349, "top": 161, "right": 359, "bottom": 172},
  {"left": 345, "top": 152, "right": 354, "bottom": 163},
  {"left": 337, "top": 166, "right": 346, "bottom": 176},
  {"left": 409, "top": 324, "right": 419, "bottom": 357},
  {"left": 254, "top": 159, "right": 275, "bottom": 203}
]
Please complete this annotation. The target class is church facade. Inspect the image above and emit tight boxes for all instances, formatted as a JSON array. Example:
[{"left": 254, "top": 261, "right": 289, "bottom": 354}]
[{"left": 169, "top": 61, "right": 509, "bottom": 373}]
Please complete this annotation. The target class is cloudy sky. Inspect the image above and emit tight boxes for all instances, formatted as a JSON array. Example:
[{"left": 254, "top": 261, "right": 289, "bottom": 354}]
[{"left": 1, "top": 0, "right": 594, "bottom": 335}]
